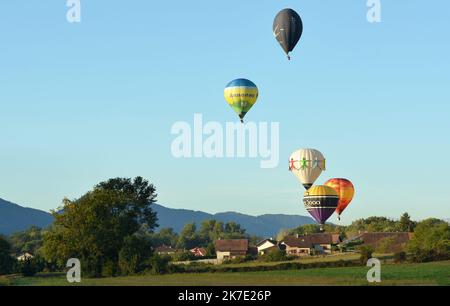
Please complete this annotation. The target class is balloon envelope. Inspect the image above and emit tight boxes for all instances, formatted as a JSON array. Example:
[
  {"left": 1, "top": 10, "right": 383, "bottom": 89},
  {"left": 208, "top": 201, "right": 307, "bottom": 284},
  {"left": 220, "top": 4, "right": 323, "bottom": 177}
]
[
  {"left": 273, "top": 8, "right": 303, "bottom": 59},
  {"left": 324, "top": 178, "right": 355, "bottom": 218},
  {"left": 224, "top": 79, "right": 258, "bottom": 123},
  {"left": 289, "top": 148, "right": 326, "bottom": 189},
  {"left": 303, "top": 185, "right": 339, "bottom": 225}
]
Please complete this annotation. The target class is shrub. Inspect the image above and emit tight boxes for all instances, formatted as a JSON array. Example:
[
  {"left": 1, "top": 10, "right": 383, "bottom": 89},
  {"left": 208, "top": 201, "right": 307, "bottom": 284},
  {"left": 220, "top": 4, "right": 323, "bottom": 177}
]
[
  {"left": 172, "top": 251, "right": 195, "bottom": 262},
  {"left": 101, "top": 259, "right": 118, "bottom": 277},
  {"left": 0, "top": 236, "right": 16, "bottom": 275},
  {"left": 358, "top": 245, "right": 374, "bottom": 265},
  {"left": 393, "top": 251, "right": 407, "bottom": 263},
  {"left": 149, "top": 254, "right": 171, "bottom": 275},
  {"left": 19, "top": 257, "right": 39, "bottom": 277},
  {"left": 408, "top": 219, "right": 450, "bottom": 263},
  {"left": 262, "top": 249, "right": 288, "bottom": 262},
  {"left": 118, "top": 235, "right": 153, "bottom": 275}
]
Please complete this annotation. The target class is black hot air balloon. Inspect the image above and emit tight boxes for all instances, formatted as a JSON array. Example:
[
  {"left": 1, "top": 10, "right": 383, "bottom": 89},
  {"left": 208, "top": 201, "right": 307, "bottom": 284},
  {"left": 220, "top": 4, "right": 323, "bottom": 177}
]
[{"left": 273, "top": 8, "right": 303, "bottom": 60}]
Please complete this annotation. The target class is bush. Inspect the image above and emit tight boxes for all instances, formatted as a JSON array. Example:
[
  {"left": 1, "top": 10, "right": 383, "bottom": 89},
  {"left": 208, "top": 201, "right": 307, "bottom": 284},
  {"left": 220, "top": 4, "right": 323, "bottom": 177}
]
[
  {"left": 408, "top": 219, "right": 450, "bottom": 263},
  {"left": 263, "top": 249, "right": 289, "bottom": 262},
  {"left": 0, "top": 236, "right": 16, "bottom": 275},
  {"left": 223, "top": 256, "right": 247, "bottom": 265},
  {"left": 19, "top": 257, "right": 39, "bottom": 277},
  {"left": 101, "top": 259, "right": 118, "bottom": 277},
  {"left": 118, "top": 235, "right": 152, "bottom": 275},
  {"left": 393, "top": 251, "right": 407, "bottom": 263},
  {"left": 172, "top": 251, "right": 195, "bottom": 262},
  {"left": 149, "top": 254, "right": 171, "bottom": 275},
  {"left": 358, "top": 245, "right": 374, "bottom": 265}
]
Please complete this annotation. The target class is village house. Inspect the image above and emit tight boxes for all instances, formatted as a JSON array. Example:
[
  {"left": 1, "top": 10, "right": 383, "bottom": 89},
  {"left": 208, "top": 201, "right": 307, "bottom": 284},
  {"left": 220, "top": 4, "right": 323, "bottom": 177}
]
[
  {"left": 256, "top": 238, "right": 278, "bottom": 255},
  {"left": 309, "top": 233, "right": 342, "bottom": 254},
  {"left": 154, "top": 245, "right": 178, "bottom": 255},
  {"left": 280, "top": 233, "right": 342, "bottom": 256},
  {"left": 17, "top": 252, "right": 34, "bottom": 261},
  {"left": 215, "top": 239, "right": 249, "bottom": 262},
  {"left": 280, "top": 236, "right": 312, "bottom": 256},
  {"left": 189, "top": 247, "right": 207, "bottom": 257}
]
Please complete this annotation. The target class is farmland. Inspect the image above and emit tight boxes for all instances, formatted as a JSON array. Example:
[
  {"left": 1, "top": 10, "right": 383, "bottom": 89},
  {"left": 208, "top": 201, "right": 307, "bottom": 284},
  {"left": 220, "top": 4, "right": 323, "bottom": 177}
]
[{"left": 2, "top": 260, "right": 449, "bottom": 286}]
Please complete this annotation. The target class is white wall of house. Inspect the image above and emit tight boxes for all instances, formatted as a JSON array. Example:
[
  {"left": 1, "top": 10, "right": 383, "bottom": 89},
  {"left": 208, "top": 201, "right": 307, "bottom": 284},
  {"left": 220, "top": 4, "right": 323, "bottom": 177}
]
[{"left": 216, "top": 251, "right": 231, "bottom": 262}]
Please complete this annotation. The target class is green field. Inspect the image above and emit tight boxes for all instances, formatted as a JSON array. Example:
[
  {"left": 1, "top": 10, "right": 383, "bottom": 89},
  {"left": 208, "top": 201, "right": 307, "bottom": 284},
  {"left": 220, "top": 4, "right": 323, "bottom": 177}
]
[{"left": 2, "top": 260, "right": 449, "bottom": 286}]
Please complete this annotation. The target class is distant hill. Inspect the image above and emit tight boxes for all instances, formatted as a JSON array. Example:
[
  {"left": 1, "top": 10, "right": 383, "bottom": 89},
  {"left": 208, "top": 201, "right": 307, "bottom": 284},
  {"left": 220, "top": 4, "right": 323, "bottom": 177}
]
[
  {"left": 0, "top": 198, "right": 53, "bottom": 235},
  {"left": 153, "top": 204, "right": 315, "bottom": 237},
  {"left": 0, "top": 198, "right": 315, "bottom": 237}
]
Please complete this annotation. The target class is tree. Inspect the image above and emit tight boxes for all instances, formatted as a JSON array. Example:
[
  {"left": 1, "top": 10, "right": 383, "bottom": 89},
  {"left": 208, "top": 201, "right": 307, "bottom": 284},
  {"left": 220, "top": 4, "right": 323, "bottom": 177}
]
[
  {"left": 42, "top": 176, "right": 158, "bottom": 277},
  {"left": 224, "top": 222, "right": 246, "bottom": 237},
  {"left": 358, "top": 245, "right": 374, "bottom": 265},
  {"left": 197, "top": 220, "right": 247, "bottom": 245},
  {"left": 149, "top": 228, "right": 178, "bottom": 247},
  {"left": 399, "top": 212, "right": 416, "bottom": 232},
  {"left": 345, "top": 217, "right": 398, "bottom": 237},
  {"left": 118, "top": 235, "right": 153, "bottom": 275},
  {"left": 0, "top": 236, "right": 16, "bottom": 275},
  {"left": 9, "top": 226, "right": 44, "bottom": 256},
  {"left": 276, "top": 229, "right": 290, "bottom": 242},
  {"left": 19, "top": 256, "right": 42, "bottom": 277},
  {"left": 408, "top": 218, "right": 450, "bottom": 262},
  {"left": 177, "top": 223, "right": 200, "bottom": 249},
  {"left": 199, "top": 220, "right": 222, "bottom": 243},
  {"left": 96, "top": 176, "right": 158, "bottom": 230}
]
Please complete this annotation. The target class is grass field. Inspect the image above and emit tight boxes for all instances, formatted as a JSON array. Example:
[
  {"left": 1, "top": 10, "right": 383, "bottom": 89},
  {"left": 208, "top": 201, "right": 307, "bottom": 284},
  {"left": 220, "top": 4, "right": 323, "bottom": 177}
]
[
  {"left": 1, "top": 260, "right": 449, "bottom": 286},
  {"left": 218, "top": 253, "right": 365, "bottom": 268}
]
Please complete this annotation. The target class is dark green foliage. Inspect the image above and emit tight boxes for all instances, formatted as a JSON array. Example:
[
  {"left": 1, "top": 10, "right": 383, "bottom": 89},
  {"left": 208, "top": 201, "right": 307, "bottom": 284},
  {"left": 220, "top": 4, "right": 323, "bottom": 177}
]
[
  {"left": 149, "top": 254, "right": 171, "bottom": 275},
  {"left": 173, "top": 258, "right": 361, "bottom": 274},
  {"left": 172, "top": 250, "right": 195, "bottom": 262},
  {"left": 393, "top": 251, "right": 407, "bottom": 263},
  {"left": 118, "top": 235, "right": 153, "bottom": 275},
  {"left": 148, "top": 228, "right": 178, "bottom": 248},
  {"left": 9, "top": 226, "right": 44, "bottom": 256},
  {"left": 358, "top": 245, "right": 374, "bottom": 265},
  {"left": 408, "top": 218, "right": 450, "bottom": 262},
  {"left": 153, "top": 219, "right": 249, "bottom": 251},
  {"left": 0, "top": 236, "right": 16, "bottom": 275},
  {"left": 177, "top": 223, "right": 201, "bottom": 250},
  {"left": 19, "top": 256, "right": 43, "bottom": 277},
  {"left": 42, "top": 177, "right": 158, "bottom": 277},
  {"left": 262, "top": 249, "right": 289, "bottom": 262},
  {"left": 399, "top": 213, "right": 416, "bottom": 232}
]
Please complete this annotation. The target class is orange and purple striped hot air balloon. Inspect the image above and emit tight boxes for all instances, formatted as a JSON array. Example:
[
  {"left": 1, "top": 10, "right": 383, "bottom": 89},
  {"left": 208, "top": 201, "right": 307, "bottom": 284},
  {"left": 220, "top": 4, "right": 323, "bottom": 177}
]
[{"left": 324, "top": 178, "right": 355, "bottom": 220}]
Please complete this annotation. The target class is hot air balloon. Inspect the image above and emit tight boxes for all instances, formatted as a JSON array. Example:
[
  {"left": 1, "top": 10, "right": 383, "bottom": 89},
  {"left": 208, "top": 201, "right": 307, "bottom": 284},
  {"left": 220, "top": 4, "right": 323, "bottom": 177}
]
[
  {"left": 273, "top": 8, "right": 303, "bottom": 60},
  {"left": 289, "top": 148, "right": 326, "bottom": 190},
  {"left": 224, "top": 79, "right": 259, "bottom": 123},
  {"left": 324, "top": 178, "right": 355, "bottom": 220},
  {"left": 303, "top": 185, "right": 339, "bottom": 225}
]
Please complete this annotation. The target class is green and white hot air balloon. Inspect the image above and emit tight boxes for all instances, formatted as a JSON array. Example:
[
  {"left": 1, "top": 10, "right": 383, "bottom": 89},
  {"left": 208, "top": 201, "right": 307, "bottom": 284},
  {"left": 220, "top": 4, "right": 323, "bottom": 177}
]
[{"left": 288, "top": 148, "right": 326, "bottom": 190}]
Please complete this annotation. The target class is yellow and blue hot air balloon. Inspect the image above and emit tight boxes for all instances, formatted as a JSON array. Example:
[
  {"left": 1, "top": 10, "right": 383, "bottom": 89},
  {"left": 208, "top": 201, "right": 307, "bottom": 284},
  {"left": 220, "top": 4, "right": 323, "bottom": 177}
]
[{"left": 224, "top": 78, "right": 258, "bottom": 123}]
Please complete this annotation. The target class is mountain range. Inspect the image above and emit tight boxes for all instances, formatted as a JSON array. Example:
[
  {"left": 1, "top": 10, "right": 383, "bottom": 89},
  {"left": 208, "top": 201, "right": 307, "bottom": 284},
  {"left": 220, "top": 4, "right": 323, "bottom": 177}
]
[
  {"left": 152, "top": 204, "right": 316, "bottom": 237},
  {"left": 0, "top": 198, "right": 54, "bottom": 236},
  {"left": 0, "top": 198, "right": 315, "bottom": 237}
]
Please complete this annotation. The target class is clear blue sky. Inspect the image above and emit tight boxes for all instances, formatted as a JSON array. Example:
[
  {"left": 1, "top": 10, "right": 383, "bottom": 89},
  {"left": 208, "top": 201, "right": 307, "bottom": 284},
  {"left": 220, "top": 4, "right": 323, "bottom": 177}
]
[{"left": 1, "top": 1, "right": 449, "bottom": 224}]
